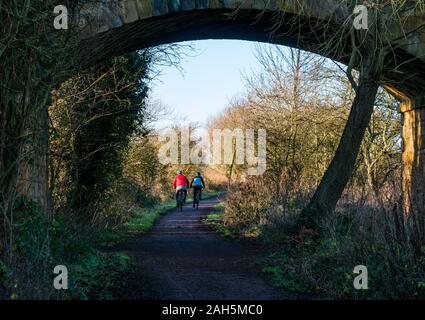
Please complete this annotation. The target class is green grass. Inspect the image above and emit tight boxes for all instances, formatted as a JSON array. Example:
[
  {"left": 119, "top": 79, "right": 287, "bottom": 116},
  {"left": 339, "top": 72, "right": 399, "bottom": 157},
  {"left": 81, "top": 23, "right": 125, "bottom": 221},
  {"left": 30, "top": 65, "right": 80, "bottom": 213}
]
[
  {"left": 124, "top": 201, "right": 177, "bottom": 233},
  {"left": 66, "top": 251, "right": 131, "bottom": 300},
  {"left": 203, "top": 201, "right": 262, "bottom": 238},
  {"left": 203, "top": 201, "right": 235, "bottom": 237},
  {"left": 95, "top": 200, "right": 177, "bottom": 246},
  {"left": 126, "top": 190, "right": 223, "bottom": 233},
  {"left": 98, "top": 190, "right": 224, "bottom": 246}
]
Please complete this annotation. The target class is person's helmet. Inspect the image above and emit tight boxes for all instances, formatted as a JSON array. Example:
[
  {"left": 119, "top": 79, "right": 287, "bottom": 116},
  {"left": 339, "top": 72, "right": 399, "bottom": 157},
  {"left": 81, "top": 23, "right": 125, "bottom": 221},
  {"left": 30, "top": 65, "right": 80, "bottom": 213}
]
[{"left": 177, "top": 170, "right": 183, "bottom": 174}]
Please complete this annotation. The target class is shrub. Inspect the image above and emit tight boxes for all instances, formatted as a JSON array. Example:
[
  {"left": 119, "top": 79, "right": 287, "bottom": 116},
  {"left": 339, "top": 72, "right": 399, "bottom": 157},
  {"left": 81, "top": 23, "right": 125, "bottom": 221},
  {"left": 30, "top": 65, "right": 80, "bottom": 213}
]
[
  {"left": 262, "top": 208, "right": 425, "bottom": 299},
  {"left": 0, "top": 194, "right": 132, "bottom": 299}
]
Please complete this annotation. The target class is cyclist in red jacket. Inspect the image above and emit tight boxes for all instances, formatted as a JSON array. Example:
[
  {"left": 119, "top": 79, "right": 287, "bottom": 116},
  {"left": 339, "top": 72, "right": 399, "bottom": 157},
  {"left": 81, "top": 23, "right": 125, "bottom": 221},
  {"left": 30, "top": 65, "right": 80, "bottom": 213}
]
[{"left": 173, "top": 170, "right": 189, "bottom": 206}]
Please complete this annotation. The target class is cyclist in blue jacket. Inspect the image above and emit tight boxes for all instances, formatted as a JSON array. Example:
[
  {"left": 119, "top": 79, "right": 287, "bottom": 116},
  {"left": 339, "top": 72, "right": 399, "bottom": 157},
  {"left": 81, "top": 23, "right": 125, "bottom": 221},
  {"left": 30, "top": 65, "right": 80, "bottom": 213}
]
[{"left": 190, "top": 172, "right": 205, "bottom": 207}]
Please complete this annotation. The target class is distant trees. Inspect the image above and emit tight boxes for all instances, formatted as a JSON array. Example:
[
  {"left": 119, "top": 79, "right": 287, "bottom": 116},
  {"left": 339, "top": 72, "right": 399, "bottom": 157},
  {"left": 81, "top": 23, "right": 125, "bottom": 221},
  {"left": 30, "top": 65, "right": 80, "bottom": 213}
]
[
  {"left": 354, "top": 94, "right": 401, "bottom": 206},
  {"left": 209, "top": 45, "right": 400, "bottom": 233}
]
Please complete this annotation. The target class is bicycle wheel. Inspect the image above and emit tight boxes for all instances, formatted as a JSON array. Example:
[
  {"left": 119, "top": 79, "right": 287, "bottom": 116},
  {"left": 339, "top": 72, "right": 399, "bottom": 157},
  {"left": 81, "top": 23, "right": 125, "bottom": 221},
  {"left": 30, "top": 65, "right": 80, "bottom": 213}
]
[
  {"left": 178, "top": 190, "right": 184, "bottom": 212},
  {"left": 195, "top": 189, "right": 200, "bottom": 210}
]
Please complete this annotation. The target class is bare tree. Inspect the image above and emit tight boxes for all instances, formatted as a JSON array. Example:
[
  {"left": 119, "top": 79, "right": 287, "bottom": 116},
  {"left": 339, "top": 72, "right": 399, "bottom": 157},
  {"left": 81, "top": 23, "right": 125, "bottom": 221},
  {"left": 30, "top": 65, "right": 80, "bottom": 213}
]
[{"left": 288, "top": 1, "right": 425, "bottom": 231}]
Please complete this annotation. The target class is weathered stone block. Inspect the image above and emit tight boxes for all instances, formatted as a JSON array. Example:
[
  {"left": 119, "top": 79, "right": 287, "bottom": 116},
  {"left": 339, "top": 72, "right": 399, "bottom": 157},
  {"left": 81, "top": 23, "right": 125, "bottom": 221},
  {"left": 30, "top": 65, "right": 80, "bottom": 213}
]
[
  {"left": 120, "top": 0, "right": 139, "bottom": 23},
  {"left": 168, "top": 0, "right": 182, "bottom": 13},
  {"left": 195, "top": 0, "right": 210, "bottom": 9},
  {"left": 136, "top": 0, "right": 154, "bottom": 19},
  {"left": 222, "top": 0, "right": 239, "bottom": 9},
  {"left": 237, "top": 0, "right": 253, "bottom": 10},
  {"left": 181, "top": 0, "right": 195, "bottom": 10},
  {"left": 152, "top": 0, "right": 169, "bottom": 16},
  {"left": 209, "top": 0, "right": 225, "bottom": 9},
  {"left": 251, "top": 0, "right": 273, "bottom": 11}
]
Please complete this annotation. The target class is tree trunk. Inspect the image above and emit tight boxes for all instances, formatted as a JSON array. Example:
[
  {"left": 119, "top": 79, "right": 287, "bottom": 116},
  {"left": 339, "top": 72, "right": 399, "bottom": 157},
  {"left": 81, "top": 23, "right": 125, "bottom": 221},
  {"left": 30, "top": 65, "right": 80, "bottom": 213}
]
[
  {"left": 300, "top": 76, "right": 379, "bottom": 227},
  {"left": 227, "top": 140, "right": 237, "bottom": 191},
  {"left": 16, "top": 103, "right": 50, "bottom": 212}
]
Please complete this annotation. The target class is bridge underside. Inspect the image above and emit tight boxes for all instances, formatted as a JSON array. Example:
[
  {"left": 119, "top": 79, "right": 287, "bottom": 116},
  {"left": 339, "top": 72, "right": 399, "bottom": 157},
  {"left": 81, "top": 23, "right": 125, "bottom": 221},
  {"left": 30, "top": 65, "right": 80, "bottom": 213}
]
[{"left": 78, "top": 8, "right": 425, "bottom": 97}]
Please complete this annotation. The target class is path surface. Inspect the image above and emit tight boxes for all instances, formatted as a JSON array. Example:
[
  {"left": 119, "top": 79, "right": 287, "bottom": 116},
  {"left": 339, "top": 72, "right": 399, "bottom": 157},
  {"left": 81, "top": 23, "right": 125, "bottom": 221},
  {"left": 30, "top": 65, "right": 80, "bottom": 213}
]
[{"left": 112, "top": 195, "right": 286, "bottom": 300}]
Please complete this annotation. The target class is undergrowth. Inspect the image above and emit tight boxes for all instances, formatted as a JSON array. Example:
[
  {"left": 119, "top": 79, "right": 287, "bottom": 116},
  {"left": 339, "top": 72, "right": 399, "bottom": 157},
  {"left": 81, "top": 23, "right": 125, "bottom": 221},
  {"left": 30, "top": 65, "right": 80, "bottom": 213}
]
[
  {"left": 210, "top": 195, "right": 425, "bottom": 299},
  {"left": 0, "top": 195, "right": 131, "bottom": 300}
]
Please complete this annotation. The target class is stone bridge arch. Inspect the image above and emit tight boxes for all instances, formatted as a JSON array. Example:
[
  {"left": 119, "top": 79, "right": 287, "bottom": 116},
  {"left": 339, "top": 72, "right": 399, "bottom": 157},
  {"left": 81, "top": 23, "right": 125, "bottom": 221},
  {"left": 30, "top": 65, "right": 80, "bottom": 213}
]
[
  {"left": 30, "top": 1, "right": 425, "bottom": 223},
  {"left": 77, "top": 1, "right": 425, "bottom": 93}
]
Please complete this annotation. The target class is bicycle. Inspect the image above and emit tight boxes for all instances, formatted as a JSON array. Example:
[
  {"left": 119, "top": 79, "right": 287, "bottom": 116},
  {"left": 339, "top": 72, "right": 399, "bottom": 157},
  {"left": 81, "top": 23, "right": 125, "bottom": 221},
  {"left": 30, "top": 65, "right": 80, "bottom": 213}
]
[
  {"left": 193, "top": 188, "right": 201, "bottom": 210},
  {"left": 176, "top": 189, "right": 185, "bottom": 212}
]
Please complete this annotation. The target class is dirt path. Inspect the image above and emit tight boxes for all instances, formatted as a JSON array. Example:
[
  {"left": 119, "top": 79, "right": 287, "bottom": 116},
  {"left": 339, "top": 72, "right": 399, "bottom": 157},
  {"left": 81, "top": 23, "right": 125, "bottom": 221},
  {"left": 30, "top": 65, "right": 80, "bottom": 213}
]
[{"left": 111, "top": 194, "right": 286, "bottom": 300}]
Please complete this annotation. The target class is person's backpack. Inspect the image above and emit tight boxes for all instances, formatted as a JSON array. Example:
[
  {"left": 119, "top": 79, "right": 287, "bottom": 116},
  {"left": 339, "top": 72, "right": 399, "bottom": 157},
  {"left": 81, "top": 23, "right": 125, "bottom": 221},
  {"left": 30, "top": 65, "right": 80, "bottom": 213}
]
[{"left": 193, "top": 176, "right": 203, "bottom": 187}]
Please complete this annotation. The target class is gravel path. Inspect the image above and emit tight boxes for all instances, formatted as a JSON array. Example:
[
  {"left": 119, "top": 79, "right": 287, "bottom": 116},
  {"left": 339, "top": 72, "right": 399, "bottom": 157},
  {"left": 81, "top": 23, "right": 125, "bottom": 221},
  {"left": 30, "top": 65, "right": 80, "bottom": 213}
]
[{"left": 111, "top": 194, "right": 286, "bottom": 300}]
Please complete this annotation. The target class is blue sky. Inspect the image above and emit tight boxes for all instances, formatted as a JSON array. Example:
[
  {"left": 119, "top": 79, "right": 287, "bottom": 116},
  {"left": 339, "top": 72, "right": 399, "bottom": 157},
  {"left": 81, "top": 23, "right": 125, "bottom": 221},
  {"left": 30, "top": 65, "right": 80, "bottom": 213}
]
[{"left": 150, "top": 40, "right": 265, "bottom": 128}]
